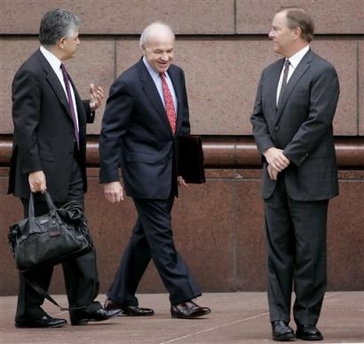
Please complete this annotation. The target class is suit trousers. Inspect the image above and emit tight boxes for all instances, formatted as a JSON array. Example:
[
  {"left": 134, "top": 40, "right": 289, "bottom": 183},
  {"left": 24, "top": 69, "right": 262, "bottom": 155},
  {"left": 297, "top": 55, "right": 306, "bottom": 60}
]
[
  {"left": 264, "top": 175, "right": 328, "bottom": 326},
  {"left": 15, "top": 158, "right": 100, "bottom": 322},
  {"left": 108, "top": 196, "right": 201, "bottom": 306}
]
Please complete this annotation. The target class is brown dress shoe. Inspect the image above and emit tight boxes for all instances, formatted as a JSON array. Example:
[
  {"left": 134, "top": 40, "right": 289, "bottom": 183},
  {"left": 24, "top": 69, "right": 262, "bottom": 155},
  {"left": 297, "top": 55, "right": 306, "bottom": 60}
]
[
  {"left": 171, "top": 300, "right": 211, "bottom": 319},
  {"left": 104, "top": 298, "right": 154, "bottom": 316}
]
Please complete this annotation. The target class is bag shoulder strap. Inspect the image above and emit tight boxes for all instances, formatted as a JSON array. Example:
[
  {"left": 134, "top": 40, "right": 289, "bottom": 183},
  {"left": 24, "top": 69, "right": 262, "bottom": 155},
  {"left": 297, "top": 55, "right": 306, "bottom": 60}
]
[{"left": 21, "top": 272, "right": 85, "bottom": 311}]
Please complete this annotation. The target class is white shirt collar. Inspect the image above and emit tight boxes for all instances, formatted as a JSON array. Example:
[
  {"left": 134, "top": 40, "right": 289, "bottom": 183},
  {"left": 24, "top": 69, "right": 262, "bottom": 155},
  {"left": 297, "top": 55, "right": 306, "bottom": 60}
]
[
  {"left": 39, "top": 45, "right": 62, "bottom": 72},
  {"left": 287, "top": 45, "right": 310, "bottom": 69},
  {"left": 142, "top": 56, "right": 161, "bottom": 83}
]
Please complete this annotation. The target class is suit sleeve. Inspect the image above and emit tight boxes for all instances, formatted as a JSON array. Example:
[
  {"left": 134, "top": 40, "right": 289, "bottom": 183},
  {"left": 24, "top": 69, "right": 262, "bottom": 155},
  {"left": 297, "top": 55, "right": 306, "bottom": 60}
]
[
  {"left": 178, "top": 69, "right": 191, "bottom": 136},
  {"left": 99, "top": 78, "right": 133, "bottom": 183},
  {"left": 250, "top": 71, "right": 275, "bottom": 155},
  {"left": 82, "top": 100, "right": 95, "bottom": 123},
  {"left": 12, "top": 69, "right": 43, "bottom": 174},
  {"left": 283, "top": 64, "right": 340, "bottom": 166}
]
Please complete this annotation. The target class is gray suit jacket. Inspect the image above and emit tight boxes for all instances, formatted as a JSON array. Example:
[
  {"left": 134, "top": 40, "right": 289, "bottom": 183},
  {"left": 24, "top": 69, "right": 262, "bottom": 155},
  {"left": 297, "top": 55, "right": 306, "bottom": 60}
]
[{"left": 251, "top": 49, "right": 340, "bottom": 201}]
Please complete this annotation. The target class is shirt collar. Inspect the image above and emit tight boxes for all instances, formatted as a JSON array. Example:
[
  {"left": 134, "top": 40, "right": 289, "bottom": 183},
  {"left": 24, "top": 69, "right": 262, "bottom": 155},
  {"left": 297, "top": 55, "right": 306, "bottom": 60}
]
[
  {"left": 287, "top": 45, "right": 310, "bottom": 69},
  {"left": 40, "top": 45, "right": 62, "bottom": 72},
  {"left": 142, "top": 56, "right": 162, "bottom": 83}
]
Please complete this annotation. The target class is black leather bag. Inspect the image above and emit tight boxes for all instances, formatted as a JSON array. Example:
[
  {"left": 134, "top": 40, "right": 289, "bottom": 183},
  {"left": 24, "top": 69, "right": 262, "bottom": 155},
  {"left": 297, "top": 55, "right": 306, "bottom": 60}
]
[{"left": 8, "top": 191, "right": 93, "bottom": 271}]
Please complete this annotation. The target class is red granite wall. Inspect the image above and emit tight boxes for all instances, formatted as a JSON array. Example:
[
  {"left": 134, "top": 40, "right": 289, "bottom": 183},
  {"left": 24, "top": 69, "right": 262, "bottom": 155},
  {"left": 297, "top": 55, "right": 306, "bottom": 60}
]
[{"left": 0, "top": 0, "right": 363, "bottom": 295}]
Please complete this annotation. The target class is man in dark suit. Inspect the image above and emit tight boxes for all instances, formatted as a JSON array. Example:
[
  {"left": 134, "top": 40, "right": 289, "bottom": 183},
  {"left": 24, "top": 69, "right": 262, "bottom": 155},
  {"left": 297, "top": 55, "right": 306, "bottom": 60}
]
[
  {"left": 8, "top": 9, "right": 121, "bottom": 328},
  {"left": 251, "top": 7, "right": 339, "bottom": 341},
  {"left": 99, "top": 21, "right": 211, "bottom": 319}
]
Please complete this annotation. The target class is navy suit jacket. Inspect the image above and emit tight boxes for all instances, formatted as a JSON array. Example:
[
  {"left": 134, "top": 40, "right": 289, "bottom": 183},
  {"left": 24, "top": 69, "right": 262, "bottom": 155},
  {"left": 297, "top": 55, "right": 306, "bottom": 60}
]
[
  {"left": 251, "top": 49, "right": 340, "bottom": 201},
  {"left": 8, "top": 49, "right": 94, "bottom": 201},
  {"left": 99, "top": 59, "right": 190, "bottom": 199}
]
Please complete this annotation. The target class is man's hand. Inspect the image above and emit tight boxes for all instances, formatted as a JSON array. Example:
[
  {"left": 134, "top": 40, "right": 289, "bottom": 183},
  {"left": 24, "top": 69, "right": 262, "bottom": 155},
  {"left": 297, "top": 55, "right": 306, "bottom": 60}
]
[
  {"left": 89, "top": 83, "right": 104, "bottom": 111},
  {"left": 29, "top": 171, "right": 47, "bottom": 193},
  {"left": 264, "top": 147, "right": 290, "bottom": 172},
  {"left": 267, "top": 164, "right": 279, "bottom": 180},
  {"left": 103, "top": 181, "right": 124, "bottom": 203},
  {"left": 178, "top": 176, "right": 188, "bottom": 188}
]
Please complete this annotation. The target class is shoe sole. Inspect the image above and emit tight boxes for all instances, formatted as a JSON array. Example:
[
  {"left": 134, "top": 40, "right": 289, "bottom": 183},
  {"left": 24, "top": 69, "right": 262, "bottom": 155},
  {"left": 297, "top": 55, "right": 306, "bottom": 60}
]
[
  {"left": 296, "top": 334, "right": 323, "bottom": 341},
  {"left": 123, "top": 313, "right": 155, "bottom": 316},
  {"left": 273, "top": 333, "right": 295, "bottom": 341},
  {"left": 171, "top": 309, "right": 211, "bottom": 319},
  {"left": 16, "top": 322, "right": 67, "bottom": 328}
]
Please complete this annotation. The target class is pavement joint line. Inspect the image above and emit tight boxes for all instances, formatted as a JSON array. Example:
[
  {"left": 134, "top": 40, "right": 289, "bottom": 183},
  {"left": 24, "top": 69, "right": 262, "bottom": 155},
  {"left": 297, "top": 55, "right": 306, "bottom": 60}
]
[
  {"left": 324, "top": 292, "right": 344, "bottom": 299},
  {"left": 158, "top": 311, "right": 270, "bottom": 344}
]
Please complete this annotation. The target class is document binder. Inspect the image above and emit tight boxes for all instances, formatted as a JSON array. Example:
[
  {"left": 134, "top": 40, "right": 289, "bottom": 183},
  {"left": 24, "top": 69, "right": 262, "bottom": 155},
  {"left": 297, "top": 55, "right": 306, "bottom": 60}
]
[{"left": 178, "top": 135, "right": 205, "bottom": 184}]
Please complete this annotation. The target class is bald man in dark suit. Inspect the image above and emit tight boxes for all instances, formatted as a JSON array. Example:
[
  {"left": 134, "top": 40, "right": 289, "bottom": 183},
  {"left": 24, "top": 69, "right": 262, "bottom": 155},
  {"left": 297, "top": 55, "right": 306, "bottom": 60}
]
[{"left": 99, "top": 21, "right": 210, "bottom": 319}]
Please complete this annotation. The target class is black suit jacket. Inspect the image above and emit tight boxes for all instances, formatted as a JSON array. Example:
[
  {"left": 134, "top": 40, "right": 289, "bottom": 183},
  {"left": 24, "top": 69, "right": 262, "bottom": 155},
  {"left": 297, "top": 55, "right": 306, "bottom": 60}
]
[
  {"left": 8, "top": 49, "right": 94, "bottom": 201},
  {"left": 251, "top": 49, "right": 340, "bottom": 201},
  {"left": 99, "top": 59, "right": 190, "bottom": 199}
]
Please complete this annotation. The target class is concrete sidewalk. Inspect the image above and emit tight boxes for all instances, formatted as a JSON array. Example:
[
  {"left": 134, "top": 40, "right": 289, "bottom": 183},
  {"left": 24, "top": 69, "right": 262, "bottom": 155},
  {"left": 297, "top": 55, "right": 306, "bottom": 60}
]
[{"left": 0, "top": 292, "right": 363, "bottom": 344}]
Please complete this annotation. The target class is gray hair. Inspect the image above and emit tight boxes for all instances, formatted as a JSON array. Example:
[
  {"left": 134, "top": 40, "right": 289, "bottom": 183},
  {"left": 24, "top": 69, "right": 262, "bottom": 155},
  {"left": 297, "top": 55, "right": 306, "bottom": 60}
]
[
  {"left": 39, "top": 9, "right": 80, "bottom": 46},
  {"left": 139, "top": 21, "right": 175, "bottom": 48}
]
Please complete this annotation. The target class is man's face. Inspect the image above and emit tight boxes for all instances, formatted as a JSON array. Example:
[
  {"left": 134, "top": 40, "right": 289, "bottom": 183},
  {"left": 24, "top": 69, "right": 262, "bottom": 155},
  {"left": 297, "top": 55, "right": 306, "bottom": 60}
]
[
  {"left": 60, "top": 28, "right": 80, "bottom": 60},
  {"left": 142, "top": 31, "right": 174, "bottom": 73},
  {"left": 268, "top": 11, "right": 295, "bottom": 57}
]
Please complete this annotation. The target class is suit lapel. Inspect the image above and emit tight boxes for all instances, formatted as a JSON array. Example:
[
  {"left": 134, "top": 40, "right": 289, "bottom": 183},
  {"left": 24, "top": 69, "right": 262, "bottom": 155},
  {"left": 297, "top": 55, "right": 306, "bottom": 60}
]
[
  {"left": 167, "top": 67, "right": 183, "bottom": 134},
  {"left": 276, "top": 50, "right": 313, "bottom": 120},
  {"left": 139, "top": 61, "right": 175, "bottom": 135},
  {"left": 268, "top": 60, "right": 283, "bottom": 113},
  {"left": 37, "top": 51, "right": 78, "bottom": 123}
]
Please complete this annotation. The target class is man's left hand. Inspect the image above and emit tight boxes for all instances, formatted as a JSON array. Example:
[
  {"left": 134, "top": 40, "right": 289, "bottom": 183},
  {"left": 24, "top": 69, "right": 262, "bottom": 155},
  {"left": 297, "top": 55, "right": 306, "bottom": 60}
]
[
  {"left": 178, "top": 176, "right": 188, "bottom": 188},
  {"left": 89, "top": 83, "right": 104, "bottom": 111}
]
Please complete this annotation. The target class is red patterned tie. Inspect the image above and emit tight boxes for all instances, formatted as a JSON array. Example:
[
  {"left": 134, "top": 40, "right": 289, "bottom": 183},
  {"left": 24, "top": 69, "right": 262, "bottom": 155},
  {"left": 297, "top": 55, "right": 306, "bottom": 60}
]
[
  {"left": 60, "top": 63, "right": 79, "bottom": 149},
  {"left": 160, "top": 72, "right": 177, "bottom": 134}
]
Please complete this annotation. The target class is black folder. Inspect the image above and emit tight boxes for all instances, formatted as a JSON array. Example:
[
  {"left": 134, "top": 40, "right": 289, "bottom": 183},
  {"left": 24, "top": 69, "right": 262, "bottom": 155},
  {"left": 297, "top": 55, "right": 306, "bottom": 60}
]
[{"left": 178, "top": 135, "right": 205, "bottom": 184}]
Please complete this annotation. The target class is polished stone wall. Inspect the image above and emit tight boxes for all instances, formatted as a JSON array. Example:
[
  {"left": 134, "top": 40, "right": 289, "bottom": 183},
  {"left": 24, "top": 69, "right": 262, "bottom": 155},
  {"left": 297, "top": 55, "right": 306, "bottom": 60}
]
[
  {"left": 0, "top": 0, "right": 363, "bottom": 136},
  {"left": 0, "top": 0, "right": 363, "bottom": 295},
  {"left": 1, "top": 166, "right": 364, "bottom": 296}
]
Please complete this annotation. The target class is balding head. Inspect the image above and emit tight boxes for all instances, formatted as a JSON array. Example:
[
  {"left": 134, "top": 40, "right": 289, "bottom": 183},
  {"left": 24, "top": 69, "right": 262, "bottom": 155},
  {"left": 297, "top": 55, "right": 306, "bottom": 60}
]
[
  {"left": 140, "top": 21, "right": 176, "bottom": 73},
  {"left": 140, "top": 21, "right": 175, "bottom": 49}
]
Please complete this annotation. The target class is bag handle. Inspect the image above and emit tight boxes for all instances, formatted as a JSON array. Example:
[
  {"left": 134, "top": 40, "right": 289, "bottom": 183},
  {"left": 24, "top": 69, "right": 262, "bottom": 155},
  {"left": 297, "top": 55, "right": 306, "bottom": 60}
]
[
  {"left": 28, "top": 192, "right": 35, "bottom": 217},
  {"left": 28, "top": 190, "right": 57, "bottom": 216}
]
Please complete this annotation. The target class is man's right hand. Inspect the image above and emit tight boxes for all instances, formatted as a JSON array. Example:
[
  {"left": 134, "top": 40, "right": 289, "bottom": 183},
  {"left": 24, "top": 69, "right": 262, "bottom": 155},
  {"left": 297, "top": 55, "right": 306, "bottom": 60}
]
[
  {"left": 263, "top": 147, "right": 290, "bottom": 172},
  {"left": 103, "top": 181, "right": 124, "bottom": 203},
  {"left": 28, "top": 171, "right": 47, "bottom": 193}
]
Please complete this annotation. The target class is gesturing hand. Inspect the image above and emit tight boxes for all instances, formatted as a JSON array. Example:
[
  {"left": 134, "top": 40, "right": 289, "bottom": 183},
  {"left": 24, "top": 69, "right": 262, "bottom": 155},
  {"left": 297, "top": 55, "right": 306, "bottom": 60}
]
[{"left": 89, "top": 83, "right": 104, "bottom": 111}]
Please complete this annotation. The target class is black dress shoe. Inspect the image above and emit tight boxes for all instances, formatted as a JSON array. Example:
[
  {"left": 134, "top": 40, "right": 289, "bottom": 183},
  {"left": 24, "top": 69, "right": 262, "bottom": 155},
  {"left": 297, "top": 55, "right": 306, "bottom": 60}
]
[
  {"left": 70, "top": 307, "right": 122, "bottom": 325},
  {"left": 271, "top": 320, "right": 295, "bottom": 341},
  {"left": 171, "top": 300, "right": 211, "bottom": 319},
  {"left": 296, "top": 325, "right": 323, "bottom": 341},
  {"left": 104, "top": 298, "right": 154, "bottom": 316},
  {"left": 15, "top": 315, "right": 67, "bottom": 328}
]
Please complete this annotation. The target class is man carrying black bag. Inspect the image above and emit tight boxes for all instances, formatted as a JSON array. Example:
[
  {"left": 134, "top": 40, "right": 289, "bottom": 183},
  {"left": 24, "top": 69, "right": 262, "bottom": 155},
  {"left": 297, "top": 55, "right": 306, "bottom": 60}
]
[{"left": 7, "top": 8, "right": 121, "bottom": 328}]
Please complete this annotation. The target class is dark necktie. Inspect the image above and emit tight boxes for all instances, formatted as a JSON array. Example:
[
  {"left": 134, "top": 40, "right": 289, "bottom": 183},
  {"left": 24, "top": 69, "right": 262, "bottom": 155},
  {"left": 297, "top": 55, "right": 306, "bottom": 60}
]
[
  {"left": 278, "top": 59, "right": 290, "bottom": 105},
  {"left": 60, "top": 63, "right": 79, "bottom": 149},
  {"left": 160, "top": 73, "right": 177, "bottom": 134}
]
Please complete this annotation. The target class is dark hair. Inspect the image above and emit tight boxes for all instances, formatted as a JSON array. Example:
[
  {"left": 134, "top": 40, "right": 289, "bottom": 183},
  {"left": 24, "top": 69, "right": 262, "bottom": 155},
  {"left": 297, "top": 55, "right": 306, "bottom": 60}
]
[
  {"left": 280, "top": 7, "right": 314, "bottom": 43},
  {"left": 39, "top": 9, "right": 80, "bottom": 46}
]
